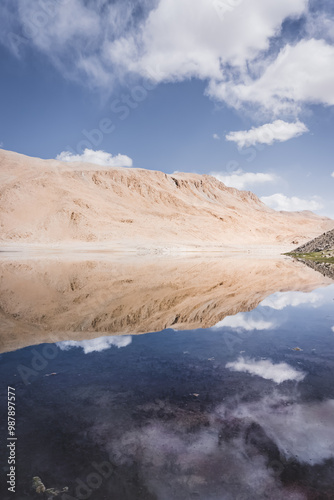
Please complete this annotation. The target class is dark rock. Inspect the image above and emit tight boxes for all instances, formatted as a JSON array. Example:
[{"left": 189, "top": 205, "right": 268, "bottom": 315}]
[{"left": 293, "top": 229, "right": 334, "bottom": 254}]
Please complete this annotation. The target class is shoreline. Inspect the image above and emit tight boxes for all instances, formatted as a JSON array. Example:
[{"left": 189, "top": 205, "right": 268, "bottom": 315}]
[{"left": 0, "top": 243, "right": 295, "bottom": 257}]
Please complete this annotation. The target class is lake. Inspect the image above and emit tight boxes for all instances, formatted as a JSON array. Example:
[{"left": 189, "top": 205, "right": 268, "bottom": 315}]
[{"left": 0, "top": 254, "right": 334, "bottom": 500}]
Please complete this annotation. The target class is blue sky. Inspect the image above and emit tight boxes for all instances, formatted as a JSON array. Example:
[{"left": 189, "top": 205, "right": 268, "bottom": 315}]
[{"left": 0, "top": 0, "right": 333, "bottom": 216}]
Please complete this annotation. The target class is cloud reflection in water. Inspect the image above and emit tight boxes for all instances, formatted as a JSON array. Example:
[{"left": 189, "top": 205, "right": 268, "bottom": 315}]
[
  {"left": 223, "top": 394, "right": 334, "bottom": 465},
  {"left": 226, "top": 356, "right": 306, "bottom": 384},
  {"left": 57, "top": 335, "right": 132, "bottom": 354},
  {"left": 213, "top": 313, "right": 274, "bottom": 331},
  {"left": 260, "top": 291, "right": 321, "bottom": 310}
]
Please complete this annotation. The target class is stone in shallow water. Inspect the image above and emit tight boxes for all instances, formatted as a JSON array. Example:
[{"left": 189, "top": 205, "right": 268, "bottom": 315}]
[
  {"left": 32, "top": 476, "right": 68, "bottom": 498},
  {"left": 32, "top": 476, "right": 45, "bottom": 494}
]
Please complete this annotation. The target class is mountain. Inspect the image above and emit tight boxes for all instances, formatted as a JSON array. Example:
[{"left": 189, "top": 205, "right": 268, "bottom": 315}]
[
  {"left": 0, "top": 254, "right": 331, "bottom": 353},
  {"left": 0, "top": 149, "right": 333, "bottom": 250}
]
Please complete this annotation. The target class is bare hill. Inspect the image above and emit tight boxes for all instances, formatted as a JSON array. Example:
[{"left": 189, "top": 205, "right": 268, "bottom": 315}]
[{"left": 0, "top": 149, "right": 333, "bottom": 250}]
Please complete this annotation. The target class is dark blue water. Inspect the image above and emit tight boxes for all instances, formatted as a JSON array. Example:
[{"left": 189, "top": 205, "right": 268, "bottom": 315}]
[{"left": 1, "top": 285, "right": 334, "bottom": 499}]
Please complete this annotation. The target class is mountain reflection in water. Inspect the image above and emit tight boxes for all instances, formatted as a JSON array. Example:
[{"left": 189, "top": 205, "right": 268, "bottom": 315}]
[
  {"left": 0, "top": 253, "right": 331, "bottom": 352},
  {"left": 0, "top": 254, "right": 334, "bottom": 500}
]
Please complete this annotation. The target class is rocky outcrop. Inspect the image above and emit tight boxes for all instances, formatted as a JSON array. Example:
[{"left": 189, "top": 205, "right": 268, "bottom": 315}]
[{"left": 293, "top": 229, "right": 334, "bottom": 254}]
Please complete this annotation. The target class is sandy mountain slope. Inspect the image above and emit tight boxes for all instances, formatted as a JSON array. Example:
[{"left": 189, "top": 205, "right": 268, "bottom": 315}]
[
  {"left": 0, "top": 148, "right": 333, "bottom": 250},
  {"left": 0, "top": 254, "right": 331, "bottom": 353}
]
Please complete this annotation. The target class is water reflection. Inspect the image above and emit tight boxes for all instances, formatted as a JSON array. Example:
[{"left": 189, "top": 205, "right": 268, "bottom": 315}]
[
  {"left": 214, "top": 312, "right": 275, "bottom": 331},
  {"left": 222, "top": 394, "right": 334, "bottom": 466},
  {"left": 0, "top": 254, "right": 331, "bottom": 353},
  {"left": 0, "top": 255, "right": 333, "bottom": 499},
  {"left": 225, "top": 356, "right": 306, "bottom": 383},
  {"left": 260, "top": 290, "right": 322, "bottom": 310},
  {"left": 57, "top": 335, "right": 132, "bottom": 353}
]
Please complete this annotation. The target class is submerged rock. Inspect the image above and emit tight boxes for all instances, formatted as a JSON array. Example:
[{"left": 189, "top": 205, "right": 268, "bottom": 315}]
[
  {"left": 32, "top": 476, "right": 68, "bottom": 498},
  {"left": 32, "top": 477, "right": 46, "bottom": 494}
]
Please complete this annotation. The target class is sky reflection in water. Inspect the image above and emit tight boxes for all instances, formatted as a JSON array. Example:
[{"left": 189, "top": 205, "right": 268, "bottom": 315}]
[{"left": 0, "top": 283, "right": 334, "bottom": 499}]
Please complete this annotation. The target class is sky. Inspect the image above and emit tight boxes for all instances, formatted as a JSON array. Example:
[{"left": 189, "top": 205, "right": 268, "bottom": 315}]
[{"left": 0, "top": 0, "right": 333, "bottom": 216}]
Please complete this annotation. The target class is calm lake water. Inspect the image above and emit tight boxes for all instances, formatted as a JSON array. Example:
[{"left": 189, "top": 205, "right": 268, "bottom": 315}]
[{"left": 0, "top": 256, "right": 334, "bottom": 499}]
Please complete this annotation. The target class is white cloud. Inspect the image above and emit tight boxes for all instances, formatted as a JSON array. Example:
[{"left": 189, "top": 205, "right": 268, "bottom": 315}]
[
  {"left": 211, "top": 169, "right": 276, "bottom": 190},
  {"left": 261, "top": 193, "right": 324, "bottom": 212},
  {"left": 226, "top": 120, "right": 308, "bottom": 148},
  {"left": 226, "top": 356, "right": 306, "bottom": 384},
  {"left": 260, "top": 291, "right": 321, "bottom": 310},
  {"left": 332, "top": 326, "right": 334, "bottom": 333},
  {"left": 3, "top": 2, "right": 334, "bottom": 118},
  {"left": 57, "top": 335, "right": 132, "bottom": 354},
  {"left": 213, "top": 133, "right": 220, "bottom": 140},
  {"left": 118, "top": 0, "right": 308, "bottom": 83},
  {"left": 0, "top": 1, "right": 310, "bottom": 106},
  {"left": 214, "top": 313, "right": 274, "bottom": 331},
  {"left": 56, "top": 148, "right": 133, "bottom": 167},
  {"left": 305, "top": 12, "right": 334, "bottom": 44},
  {"left": 331, "top": 172, "right": 334, "bottom": 178},
  {"left": 20, "top": 0, "right": 100, "bottom": 52},
  {"left": 208, "top": 38, "right": 334, "bottom": 115}
]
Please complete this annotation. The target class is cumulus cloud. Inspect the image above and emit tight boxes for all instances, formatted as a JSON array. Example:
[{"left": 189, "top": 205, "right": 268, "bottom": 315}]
[
  {"left": 213, "top": 133, "right": 220, "bottom": 140},
  {"left": 211, "top": 169, "right": 276, "bottom": 190},
  {"left": 1, "top": 0, "right": 321, "bottom": 117},
  {"left": 2, "top": 2, "right": 334, "bottom": 118},
  {"left": 226, "top": 356, "right": 306, "bottom": 384},
  {"left": 214, "top": 312, "right": 274, "bottom": 331},
  {"left": 261, "top": 193, "right": 324, "bottom": 211},
  {"left": 56, "top": 148, "right": 133, "bottom": 167},
  {"left": 331, "top": 172, "right": 334, "bottom": 178},
  {"left": 260, "top": 291, "right": 321, "bottom": 310},
  {"left": 226, "top": 120, "right": 308, "bottom": 148},
  {"left": 57, "top": 335, "right": 132, "bottom": 354},
  {"left": 106, "top": 0, "right": 308, "bottom": 83},
  {"left": 207, "top": 38, "right": 334, "bottom": 115}
]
